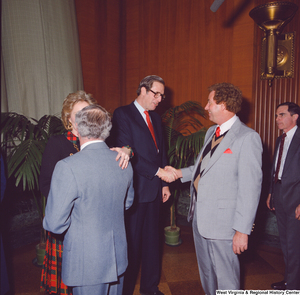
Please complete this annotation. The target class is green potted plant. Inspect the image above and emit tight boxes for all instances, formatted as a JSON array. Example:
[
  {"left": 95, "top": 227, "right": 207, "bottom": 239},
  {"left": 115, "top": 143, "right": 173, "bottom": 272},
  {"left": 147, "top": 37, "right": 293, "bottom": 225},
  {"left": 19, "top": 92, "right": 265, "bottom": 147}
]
[
  {"left": 161, "top": 101, "right": 207, "bottom": 246},
  {"left": 1, "top": 112, "right": 65, "bottom": 264}
]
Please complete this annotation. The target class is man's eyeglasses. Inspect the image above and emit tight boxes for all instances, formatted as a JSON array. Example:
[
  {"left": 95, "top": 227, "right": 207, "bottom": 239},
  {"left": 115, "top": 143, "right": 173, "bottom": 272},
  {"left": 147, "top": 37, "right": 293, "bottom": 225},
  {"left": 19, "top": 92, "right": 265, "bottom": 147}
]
[{"left": 149, "top": 89, "right": 165, "bottom": 101}]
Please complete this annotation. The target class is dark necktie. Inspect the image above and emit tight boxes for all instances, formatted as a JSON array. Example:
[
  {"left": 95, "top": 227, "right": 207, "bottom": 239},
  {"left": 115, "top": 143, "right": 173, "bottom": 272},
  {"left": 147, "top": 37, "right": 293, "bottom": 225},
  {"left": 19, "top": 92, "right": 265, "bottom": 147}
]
[
  {"left": 274, "top": 133, "right": 286, "bottom": 183},
  {"left": 187, "top": 128, "right": 226, "bottom": 222},
  {"left": 144, "top": 111, "right": 158, "bottom": 150}
]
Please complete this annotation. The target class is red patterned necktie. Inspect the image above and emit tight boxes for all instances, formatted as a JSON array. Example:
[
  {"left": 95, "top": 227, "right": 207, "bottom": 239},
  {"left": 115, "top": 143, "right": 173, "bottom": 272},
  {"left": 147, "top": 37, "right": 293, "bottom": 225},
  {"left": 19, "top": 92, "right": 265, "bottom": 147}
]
[
  {"left": 215, "top": 126, "right": 220, "bottom": 137},
  {"left": 274, "top": 133, "right": 286, "bottom": 183},
  {"left": 144, "top": 111, "right": 158, "bottom": 150}
]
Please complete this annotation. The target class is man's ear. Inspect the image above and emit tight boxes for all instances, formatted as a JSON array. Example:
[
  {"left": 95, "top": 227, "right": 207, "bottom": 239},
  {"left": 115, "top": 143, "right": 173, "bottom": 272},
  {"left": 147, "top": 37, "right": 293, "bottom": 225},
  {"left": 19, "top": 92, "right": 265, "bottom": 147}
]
[
  {"left": 140, "top": 86, "right": 147, "bottom": 95},
  {"left": 293, "top": 113, "right": 299, "bottom": 123},
  {"left": 220, "top": 102, "right": 226, "bottom": 111}
]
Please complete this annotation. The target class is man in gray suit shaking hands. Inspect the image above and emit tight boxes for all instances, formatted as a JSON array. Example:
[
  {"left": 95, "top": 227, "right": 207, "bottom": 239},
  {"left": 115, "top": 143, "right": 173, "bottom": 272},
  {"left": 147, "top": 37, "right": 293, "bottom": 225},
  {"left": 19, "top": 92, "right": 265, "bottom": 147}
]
[
  {"left": 162, "top": 83, "right": 263, "bottom": 294},
  {"left": 43, "top": 105, "right": 134, "bottom": 295}
]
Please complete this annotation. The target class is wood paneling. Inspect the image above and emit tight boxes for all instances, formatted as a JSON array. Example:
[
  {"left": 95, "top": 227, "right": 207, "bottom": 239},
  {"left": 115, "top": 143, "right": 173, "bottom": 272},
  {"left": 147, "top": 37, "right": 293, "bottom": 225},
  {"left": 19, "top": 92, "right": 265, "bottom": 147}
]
[
  {"left": 123, "top": 0, "right": 256, "bottom": 123},
  {"left": 252, "top": 0, "right": 300, "bottom": 162},
  {"left": 76, "top": 0, "right": 257, "bottom": 126},
  {"left": 75, "top": 0, "right": 299, "bottom": 143},
  {"left": 75, "top": 0, "right": 121, "bottom": 114}
]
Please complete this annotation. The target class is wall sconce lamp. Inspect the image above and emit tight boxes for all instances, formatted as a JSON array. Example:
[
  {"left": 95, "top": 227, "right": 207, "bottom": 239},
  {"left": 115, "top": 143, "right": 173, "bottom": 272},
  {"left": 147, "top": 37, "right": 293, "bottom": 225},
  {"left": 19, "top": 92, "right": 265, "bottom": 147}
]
[{"left": 249, "top": 1, "right": 298, "bottom": 86}]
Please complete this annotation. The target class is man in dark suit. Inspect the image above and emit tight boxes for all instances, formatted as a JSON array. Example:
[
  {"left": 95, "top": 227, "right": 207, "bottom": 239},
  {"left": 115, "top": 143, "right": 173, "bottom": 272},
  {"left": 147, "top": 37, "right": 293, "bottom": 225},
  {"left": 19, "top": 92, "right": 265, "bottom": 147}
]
[
  {"left": 267, "top": 102, "right": 300, "bottom": 290},
  {"left": 112, "top": 75, "right": 172, "bottom": 295},
  {"left": 43, "top": 105, "right": 134, "bottom": 295}
]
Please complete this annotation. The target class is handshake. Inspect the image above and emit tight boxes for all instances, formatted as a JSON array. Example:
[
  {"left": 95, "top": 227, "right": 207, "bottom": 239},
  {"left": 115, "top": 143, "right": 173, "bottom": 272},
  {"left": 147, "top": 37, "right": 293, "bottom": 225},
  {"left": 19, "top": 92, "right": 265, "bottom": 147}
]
[{"left": 157, "top": 166, "right": 182, "bottom": 183}]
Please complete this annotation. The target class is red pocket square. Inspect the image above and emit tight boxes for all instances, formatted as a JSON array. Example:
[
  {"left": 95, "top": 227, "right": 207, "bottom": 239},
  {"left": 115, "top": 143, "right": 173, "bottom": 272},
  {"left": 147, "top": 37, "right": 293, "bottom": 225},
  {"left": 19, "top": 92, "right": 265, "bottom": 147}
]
[{"left": 224, "top": 148, "right": 232, "bottom": 154}]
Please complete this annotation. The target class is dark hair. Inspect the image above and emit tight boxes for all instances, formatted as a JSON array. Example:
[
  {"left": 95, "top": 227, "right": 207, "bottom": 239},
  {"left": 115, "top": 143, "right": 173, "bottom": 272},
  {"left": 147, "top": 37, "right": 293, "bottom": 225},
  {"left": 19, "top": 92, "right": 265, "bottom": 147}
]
[
  {"left": 208, "top": 83, "right": 242, "bottom": 114},
  {"left": 136, "top": 75, "right": 165, "bottom": 96},
  {"left": 75, "top": 105, "right": 112, "bottom": 140},
  {"left": 277, "top": 102, "right": 300, "bottom": 126}
]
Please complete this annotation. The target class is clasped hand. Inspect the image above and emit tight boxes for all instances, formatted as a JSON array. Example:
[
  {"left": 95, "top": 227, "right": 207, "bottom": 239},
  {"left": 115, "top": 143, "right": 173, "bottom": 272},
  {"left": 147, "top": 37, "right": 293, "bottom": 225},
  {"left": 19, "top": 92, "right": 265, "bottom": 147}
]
[{"left": 157, "top": 166, "right": 181, "bottom": 183}]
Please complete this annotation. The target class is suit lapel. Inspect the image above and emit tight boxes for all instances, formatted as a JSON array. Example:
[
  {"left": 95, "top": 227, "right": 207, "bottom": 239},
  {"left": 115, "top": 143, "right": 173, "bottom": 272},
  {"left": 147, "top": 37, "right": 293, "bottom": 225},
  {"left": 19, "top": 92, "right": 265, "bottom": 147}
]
[
  {"left": 149, "top": 111, "right": 161, "bottom": 147},
  {"left": 129, "top": 103, "right": 148, "bottom": 130},
  {"left": 201, "top": 118, "right": 241, "bottom": 177},
  {"left": 272, "top": 136, "right": 281, "bottom": 174},
  {"left": 190, "top": 127, "right": 215, "bottom": 181},
  {"left": 282, "top": 127, "right": 300, "bottom": 173},
  {"left": 130, "top": 103, "right": 158, "bottom": 151}
]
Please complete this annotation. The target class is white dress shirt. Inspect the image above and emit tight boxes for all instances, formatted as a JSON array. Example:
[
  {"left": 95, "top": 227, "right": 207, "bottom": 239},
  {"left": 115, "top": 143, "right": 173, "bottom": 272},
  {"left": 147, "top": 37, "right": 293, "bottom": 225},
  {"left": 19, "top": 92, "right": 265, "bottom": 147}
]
[
  {"left": 81, "top": 140, "right": 103, "bottom": 150},
  {"left": 275, "top": 125, "right": 298, "bottom": 180},
  {"left": 217, "top": 114, "right": 238, "bottom": 135}
]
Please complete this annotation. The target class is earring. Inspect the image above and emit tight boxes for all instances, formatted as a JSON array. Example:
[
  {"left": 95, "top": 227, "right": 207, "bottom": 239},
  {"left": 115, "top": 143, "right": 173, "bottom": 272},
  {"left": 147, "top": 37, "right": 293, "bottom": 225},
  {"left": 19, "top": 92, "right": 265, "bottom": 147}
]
[{"left": 67, "top": 122, "right": 72, "bottom": 130}]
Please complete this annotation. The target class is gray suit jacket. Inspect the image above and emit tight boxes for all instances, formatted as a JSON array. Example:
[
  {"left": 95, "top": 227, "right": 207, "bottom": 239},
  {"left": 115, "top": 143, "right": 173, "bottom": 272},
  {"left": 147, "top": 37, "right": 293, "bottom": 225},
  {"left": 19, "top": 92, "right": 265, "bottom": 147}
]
[
  {"left": 181, "top": 117, "right": 262, "bottom": 239},
  {"left": 43, "top": 142, "right": 134, "bottom": 286}
]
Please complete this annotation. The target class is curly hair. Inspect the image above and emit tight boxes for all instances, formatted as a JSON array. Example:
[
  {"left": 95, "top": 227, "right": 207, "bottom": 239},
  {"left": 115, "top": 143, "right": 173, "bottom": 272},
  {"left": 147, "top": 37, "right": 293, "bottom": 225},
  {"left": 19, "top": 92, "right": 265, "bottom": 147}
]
[
  {"left": 208, "top": 83, "right": 242, "bottom": 114},
  {"left": 61, "top": 90, "right": 97, "bottom": 130}
]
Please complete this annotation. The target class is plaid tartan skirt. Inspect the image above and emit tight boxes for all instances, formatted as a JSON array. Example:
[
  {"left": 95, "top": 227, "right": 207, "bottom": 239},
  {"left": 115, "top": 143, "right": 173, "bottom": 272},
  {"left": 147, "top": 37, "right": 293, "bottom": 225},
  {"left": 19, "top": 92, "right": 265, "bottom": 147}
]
[{"left": 40, "top": 231, "right": 72, "bottom": 294}]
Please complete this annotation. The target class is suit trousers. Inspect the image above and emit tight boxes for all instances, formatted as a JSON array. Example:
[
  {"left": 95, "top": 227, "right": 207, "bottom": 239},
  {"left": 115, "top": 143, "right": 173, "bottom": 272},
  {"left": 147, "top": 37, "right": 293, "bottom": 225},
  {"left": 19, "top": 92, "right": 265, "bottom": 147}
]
[
  {"left": 72, "top": 275, "right": 124, "bottom": 295},
  {"left": 273, "top": 182, "right": 300, "bottom": 290},
  {"left": 192, "top": 209, "right": 240, "bottom": 295},
  {"left": 123, "top": 194, "right": 161, "bottom": 295}
]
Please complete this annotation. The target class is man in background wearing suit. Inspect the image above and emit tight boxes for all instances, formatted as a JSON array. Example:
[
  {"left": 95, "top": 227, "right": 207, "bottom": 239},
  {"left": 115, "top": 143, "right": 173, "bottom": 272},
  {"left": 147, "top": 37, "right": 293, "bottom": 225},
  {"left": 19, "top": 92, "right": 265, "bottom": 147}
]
[
  {"left": 267, "top": 102, "right": 300, "bottom": 290},
  {"left": 163, "top": 83, "right": 263, "bottom": 294},
  {"left": 43, "top": 105, "right": 134, "bottom": 295},
  {"left": 112, "top": 75, "right": 173, "bottom": 295}
]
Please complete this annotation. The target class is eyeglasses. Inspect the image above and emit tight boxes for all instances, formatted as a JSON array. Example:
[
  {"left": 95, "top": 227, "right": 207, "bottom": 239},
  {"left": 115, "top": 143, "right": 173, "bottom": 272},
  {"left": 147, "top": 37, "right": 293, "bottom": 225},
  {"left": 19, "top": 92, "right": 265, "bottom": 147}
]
[{"left": 149, "top": 89, "right": 165, "bottom": 101}]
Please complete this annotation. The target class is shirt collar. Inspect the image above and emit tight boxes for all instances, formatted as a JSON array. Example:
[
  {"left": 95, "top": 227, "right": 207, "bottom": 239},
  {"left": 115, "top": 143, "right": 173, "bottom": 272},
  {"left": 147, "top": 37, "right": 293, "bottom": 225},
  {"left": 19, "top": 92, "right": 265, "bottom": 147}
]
[
  {"left": 217, "top": 115, "right": 238, "bottom": 135},
  {"left": 134, "top": 99, "right": 146, "bottom": 115},
  {"left": 284, "top": 125, "right": 297, "bottom": 140},
  {"left": 81, "top": 140, "right": 103, "bottom": 150}
]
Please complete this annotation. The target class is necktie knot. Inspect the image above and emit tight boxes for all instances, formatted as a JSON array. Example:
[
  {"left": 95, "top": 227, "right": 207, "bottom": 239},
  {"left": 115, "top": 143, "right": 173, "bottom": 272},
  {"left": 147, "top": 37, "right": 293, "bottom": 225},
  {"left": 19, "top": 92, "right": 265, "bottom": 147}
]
[{"left": 215, "top": 126, "right": 220, "bottom": 137}]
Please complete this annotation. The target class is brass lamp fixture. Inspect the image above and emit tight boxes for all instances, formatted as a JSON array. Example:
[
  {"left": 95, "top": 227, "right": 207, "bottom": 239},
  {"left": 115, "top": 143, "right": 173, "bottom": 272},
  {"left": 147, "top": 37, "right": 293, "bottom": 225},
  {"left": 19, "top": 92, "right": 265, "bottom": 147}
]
[{"left": 249, "top": 1, "right": 298, "bottom": 86}]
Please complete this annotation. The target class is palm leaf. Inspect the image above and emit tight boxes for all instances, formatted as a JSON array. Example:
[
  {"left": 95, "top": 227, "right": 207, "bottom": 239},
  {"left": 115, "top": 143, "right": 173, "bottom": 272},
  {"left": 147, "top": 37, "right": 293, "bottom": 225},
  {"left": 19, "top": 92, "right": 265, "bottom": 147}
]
[
  {"left": 161, "top": 101, "right": 207, "bottom": 228},
  {"left": 1, "top": 111, "right": 65, "bottom": 241},
  {"left": 8, "top": 139, "right": 44, "bottom": 191},
  {"left": 1, "top": 112, "right": 64, "bottom": 192},
  {"left": 37, "top": 115, "right": 65, "bottom": 141},
  {"left": 162, "top": 101, "right": 207, "bottom": 169},
  {"left": 1, "top": 112, "right": 31, "bottom": 145}
]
